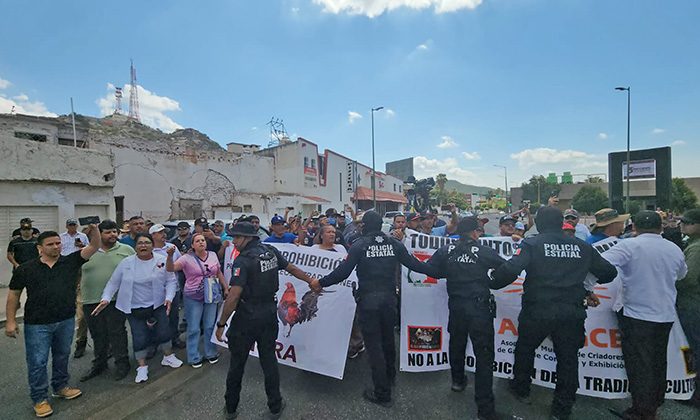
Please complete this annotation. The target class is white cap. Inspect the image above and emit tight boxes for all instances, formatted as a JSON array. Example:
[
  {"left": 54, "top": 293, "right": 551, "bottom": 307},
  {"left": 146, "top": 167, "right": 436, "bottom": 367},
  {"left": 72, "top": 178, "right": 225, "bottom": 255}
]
[
  {"left": 515, "top": 221, "right": 525, "bottom": 230},
  {"left": 148, "top": 223, "right": 166, "bottom": 234}
]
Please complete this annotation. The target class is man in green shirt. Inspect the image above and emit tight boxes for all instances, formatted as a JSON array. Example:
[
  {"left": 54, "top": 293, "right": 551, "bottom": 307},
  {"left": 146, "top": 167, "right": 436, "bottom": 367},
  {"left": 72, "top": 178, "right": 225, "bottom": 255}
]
[
  {"left": 80, "top": 220, "right": 135, "bottom": 381},
  {"left": 678, "top": 208, "right": 700, "bottom": 408}
]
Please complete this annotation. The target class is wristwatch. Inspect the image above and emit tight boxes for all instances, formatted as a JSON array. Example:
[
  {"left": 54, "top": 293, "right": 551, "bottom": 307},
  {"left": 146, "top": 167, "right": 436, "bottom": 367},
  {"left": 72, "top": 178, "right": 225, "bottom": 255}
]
[{"left": 216, "top": 322, "right": 226, "bottom": 328}]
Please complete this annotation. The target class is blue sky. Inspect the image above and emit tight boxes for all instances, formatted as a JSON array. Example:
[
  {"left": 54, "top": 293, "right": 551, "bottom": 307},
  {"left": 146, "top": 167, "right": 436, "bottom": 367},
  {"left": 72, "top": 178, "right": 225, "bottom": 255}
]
[{"left": 1, "top": 0, "right": 698, "bottom": 189}]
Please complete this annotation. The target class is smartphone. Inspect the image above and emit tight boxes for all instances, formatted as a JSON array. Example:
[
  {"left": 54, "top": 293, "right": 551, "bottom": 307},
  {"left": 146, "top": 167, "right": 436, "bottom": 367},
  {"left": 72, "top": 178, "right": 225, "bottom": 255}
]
[
  {"left": 78, "top": 216, "right": 100, "bottom": 225},
  {"left": 440, "top": 205, "right": 451, "bottom": 211},
  {"left": 287, "top": 206, "right": 294, "bottom": 210}
]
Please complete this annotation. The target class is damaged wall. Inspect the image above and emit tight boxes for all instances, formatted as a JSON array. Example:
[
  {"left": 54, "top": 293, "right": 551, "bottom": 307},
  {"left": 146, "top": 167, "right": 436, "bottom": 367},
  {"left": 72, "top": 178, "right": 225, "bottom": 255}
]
[{"left": 89, "top": 134, "right": 276, "bottom": 222}]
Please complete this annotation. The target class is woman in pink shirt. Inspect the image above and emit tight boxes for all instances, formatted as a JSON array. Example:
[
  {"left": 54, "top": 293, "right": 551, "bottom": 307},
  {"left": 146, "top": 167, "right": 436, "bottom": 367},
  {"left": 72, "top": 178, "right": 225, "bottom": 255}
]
[{"left": 166, "top": 233, "right": 228, "bottom": 367}]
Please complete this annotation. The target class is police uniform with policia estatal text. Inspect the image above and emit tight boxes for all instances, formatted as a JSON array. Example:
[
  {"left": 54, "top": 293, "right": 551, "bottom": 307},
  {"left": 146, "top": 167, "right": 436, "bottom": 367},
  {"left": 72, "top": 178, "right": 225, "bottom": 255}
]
[
  {"left": 425, "top": 217, "right": 506, "bottom": 420},
  {"left": 491, "top": 206, "right": 618, "bottom": 420},
  {"left": 317, "top": 211, "right": 440, "bottom": 407},
  {"left": 215, "top": 222, "right": 313, "bottom": 420}
]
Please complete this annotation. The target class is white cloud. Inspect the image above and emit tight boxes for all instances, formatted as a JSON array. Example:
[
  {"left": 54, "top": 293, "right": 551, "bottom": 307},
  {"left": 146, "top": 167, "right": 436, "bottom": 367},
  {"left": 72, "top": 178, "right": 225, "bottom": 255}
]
[
  {"left": 671, "top": 140, "right": 686, "bottom": 146},
  {"left": 292, "top": 6, "right": 300, "bottom": 12},
  {"left": 462, "top": 151, "right": 481, "bottom": 160},
  {"left": 96, "top": 83, "right": 183, "bottom": 133},
  {"left": 348, "top": 110, "right": 363, "bottom": 123},
  {"left": 510, "top": 148, "right": 606, "bottom": 170},
  {"left": 598, "top": 132, "right": 607, "bottom": 139},
  {"left": 0, "top": 91, "right": 57, "bottom": 117},
  {"left": 0, "top": 76, "right": 57, "bottom": 116},
  {"left": 413, "top": 156, "right": 480, "bottom": 185},
  {"left": 385, "top": 108, "right": 395, "bottom": 117},
  {"left": 417, "top": 44, "right": 428, "bottom": 51},
  {"left": 313, "top": 0, "right": 483, "bottom": 18},
  {"left": 437, "top": 135, "right": 458, "bottom": 148},
  {"left": 651, "top": 128, "right": 665, "bottom": 134}
]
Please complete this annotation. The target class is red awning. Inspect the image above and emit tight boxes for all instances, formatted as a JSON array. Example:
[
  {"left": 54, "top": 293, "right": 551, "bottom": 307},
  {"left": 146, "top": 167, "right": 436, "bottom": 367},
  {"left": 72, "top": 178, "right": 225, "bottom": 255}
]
[
  {"left": 301, "top": 195, "right": 331, "bottom": 203},
  {"left": 350, "top": 187, "right": 408, "bottom": 204}
]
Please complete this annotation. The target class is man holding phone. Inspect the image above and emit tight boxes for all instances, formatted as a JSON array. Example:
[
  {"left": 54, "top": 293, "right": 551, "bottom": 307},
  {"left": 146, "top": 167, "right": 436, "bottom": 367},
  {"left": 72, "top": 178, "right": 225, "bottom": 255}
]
[
  {"left": 61, "top": 218, "right": 93, "bottom": 358},
  {"left": 183, "top": 217, "right": 221, "bottom": 253},
  {"left": 60, "top": 219, "right": 90, "bottom": 256}
]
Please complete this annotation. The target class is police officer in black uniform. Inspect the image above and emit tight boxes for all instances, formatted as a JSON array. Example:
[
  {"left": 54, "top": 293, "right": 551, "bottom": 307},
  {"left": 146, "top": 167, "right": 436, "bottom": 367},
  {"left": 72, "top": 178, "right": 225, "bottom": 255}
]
[
  {"left": 425, "top": 217, "right": 506, "bottom": 420},
  {"left": 311, "top": 211, "right": 439, "bottom": 407},
  {"left": 491, "top": 206, "right": 618, "bottom": 420},
  {"left": 215, "top": 222, "right": 314, "bottom": 420}
]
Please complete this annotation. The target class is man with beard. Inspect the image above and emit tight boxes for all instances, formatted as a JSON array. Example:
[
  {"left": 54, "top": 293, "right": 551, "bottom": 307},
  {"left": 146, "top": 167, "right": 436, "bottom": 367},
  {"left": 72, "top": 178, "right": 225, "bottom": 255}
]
[{"left": 78, "top": 220, "right": 134, "bottom": 381}]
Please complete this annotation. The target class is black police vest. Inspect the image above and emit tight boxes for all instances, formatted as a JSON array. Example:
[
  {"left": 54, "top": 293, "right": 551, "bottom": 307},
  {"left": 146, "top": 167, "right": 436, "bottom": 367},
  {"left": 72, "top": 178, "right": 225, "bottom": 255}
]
[{"left": 241, "top": 244, "right": 280, "bottom": 304}]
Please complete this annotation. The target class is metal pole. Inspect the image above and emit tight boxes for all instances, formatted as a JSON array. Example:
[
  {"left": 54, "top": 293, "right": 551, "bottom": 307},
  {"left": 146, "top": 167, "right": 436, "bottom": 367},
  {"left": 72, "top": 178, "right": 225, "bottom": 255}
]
[
  {"left": 371, "top": 110, "right": 376, "bottom": 210},
  {"left": 625, "top": 88, "right": 631, "bottom": 214},
  {"left": 70, "top": 97, "right": 77, "bottom": 147},
  {"left": 505, "top": 166, "right": 509, "bottom": 211},
  {"left": 494, "top": 164, "right": 508, "bottom": 210},
  {"left": 353, "top": 160, "right": 358, "bottom": 212},
  {"left": 370, "top": 107, "right": 383, "bottom": 211}
]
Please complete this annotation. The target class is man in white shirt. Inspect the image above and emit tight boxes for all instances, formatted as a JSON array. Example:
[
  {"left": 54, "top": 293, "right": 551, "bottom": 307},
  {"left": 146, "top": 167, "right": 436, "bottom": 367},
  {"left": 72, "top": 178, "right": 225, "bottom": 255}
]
[
  {"left": 60, "top": 218, "right": 91, "bottom": 358},
  {"left": 60, "top": 219, "right": 90, "bottom": 256},
  {"left": 602, "top": 211, "right": 688, "bottom": 420}
]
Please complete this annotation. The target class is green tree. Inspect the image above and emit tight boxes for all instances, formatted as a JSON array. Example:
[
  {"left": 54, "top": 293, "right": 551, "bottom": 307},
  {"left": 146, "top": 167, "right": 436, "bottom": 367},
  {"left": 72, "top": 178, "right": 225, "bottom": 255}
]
[
  {"left": 446, "top": 189, "right": 468, "bottom": 210},
  {"left": 520, "top": 175, "right": 560, "bottom": 204},
  {"left": 571, "top": 185, "right": 609, "bottom": 215},
  {"left": 670, "top": 177, "right": 698, "bottom": 213}
]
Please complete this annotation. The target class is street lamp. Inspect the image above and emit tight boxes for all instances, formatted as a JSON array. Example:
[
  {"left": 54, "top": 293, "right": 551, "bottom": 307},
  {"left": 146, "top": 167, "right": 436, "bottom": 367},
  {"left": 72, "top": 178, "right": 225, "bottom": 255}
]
[
  {"left": 615, "top": 86, "right": 631, "bottom": 213},
  {"left": 493, "top": 164, "right": 509, "bottom": 211},
  {"left": 371, "top": 106, "right": 384, "bottom": 210}
]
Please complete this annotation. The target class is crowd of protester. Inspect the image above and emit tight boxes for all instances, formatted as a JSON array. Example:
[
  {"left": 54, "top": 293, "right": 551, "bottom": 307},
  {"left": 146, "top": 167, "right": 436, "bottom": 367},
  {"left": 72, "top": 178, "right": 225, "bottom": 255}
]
[{"left": 4, "top": 200, "right": 700, "bottom": 419}]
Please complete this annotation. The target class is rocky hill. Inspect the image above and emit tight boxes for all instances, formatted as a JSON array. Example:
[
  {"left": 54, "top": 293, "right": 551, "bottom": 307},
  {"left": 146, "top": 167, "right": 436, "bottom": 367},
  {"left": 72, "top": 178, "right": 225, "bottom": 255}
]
[{"left": 57, "top": 113, "right": 225, "bottom": 152}]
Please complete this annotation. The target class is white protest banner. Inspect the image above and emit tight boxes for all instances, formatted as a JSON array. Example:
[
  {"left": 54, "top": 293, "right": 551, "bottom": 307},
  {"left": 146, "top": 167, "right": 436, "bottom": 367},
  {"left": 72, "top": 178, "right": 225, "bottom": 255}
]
[
  {"left": 400, "top": 233, "right": 696, "bottom": 399},
  {"left": 212, "top": 243, "right": 357, "bottom": 379}
]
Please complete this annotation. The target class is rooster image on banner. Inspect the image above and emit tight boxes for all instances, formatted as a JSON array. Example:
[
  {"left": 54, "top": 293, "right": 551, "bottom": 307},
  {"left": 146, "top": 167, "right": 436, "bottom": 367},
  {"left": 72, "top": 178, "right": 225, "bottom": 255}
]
[{"left": 277, "top": 282, "right": 333, "bottom": 337}]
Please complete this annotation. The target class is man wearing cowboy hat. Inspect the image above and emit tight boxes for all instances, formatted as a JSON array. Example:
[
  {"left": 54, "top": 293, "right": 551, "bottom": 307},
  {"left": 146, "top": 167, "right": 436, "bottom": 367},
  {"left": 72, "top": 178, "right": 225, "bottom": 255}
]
[{"left": 585, "top": 208, "right": 630, "bottom": 244}]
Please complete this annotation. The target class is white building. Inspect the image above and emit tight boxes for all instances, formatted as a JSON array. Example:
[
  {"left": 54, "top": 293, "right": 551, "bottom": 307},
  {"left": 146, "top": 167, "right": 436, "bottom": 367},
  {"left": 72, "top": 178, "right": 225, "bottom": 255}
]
[
  {"left": 0, "top": 114, "right": 115, "bottom": 285},
  {"left": 256, "top": 137, "right": 407, "bottom": 218},
  {"left": 0, "top": 113, "right": 407, "bottom": 284}
]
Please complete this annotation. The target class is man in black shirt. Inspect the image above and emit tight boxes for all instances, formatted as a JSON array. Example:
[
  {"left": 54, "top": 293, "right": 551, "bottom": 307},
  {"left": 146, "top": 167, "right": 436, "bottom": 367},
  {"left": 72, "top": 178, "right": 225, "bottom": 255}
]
[
  {"left": 312, "top": 211, "right": 439, "bottom": 407},
  {"left": 11, "top": 217, "right": 40, "bottom": 239},
  {"left": 491, "top": 207, "right": 618, "bottom": 420},
  {"left": 425, "top": 217, "right": 506, "bottom": 420},
  {"left": 5, "top": 227, "right": 100, "bottom": 418},
  {"left": 7, "top": 223, "right": 39, "bottom": 271}
]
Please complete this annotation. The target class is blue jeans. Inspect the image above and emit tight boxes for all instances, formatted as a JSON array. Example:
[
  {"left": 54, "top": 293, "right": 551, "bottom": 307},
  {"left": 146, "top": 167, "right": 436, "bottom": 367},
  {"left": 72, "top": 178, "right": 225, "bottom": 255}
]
[
  {"left": 183, "top": 296, "right": 218, "bottom": 364},
  {"left": 24, "top": 317, "right": 75, "bottom": 404},
  {"left": 126, "top": 305, "right": 172, "bottom": 361}
]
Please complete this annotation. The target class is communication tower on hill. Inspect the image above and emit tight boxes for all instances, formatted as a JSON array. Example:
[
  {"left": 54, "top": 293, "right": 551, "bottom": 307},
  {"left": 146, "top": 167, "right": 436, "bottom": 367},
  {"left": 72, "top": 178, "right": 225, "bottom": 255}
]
[
  {"left": 128, "top": 59, "right": 140, "bottom": 121},
  {"left": 114, "top": 87, "right": 123, "bottom": 114},
  {"left": 267, "top": 117, "right": 289, "bottom": 147}
]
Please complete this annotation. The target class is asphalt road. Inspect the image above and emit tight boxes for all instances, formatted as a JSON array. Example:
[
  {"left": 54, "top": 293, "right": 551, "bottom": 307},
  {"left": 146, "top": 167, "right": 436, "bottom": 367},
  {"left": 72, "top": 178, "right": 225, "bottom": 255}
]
[{"left": 1, "top": 326, "right": 697, "bottom": 420}]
